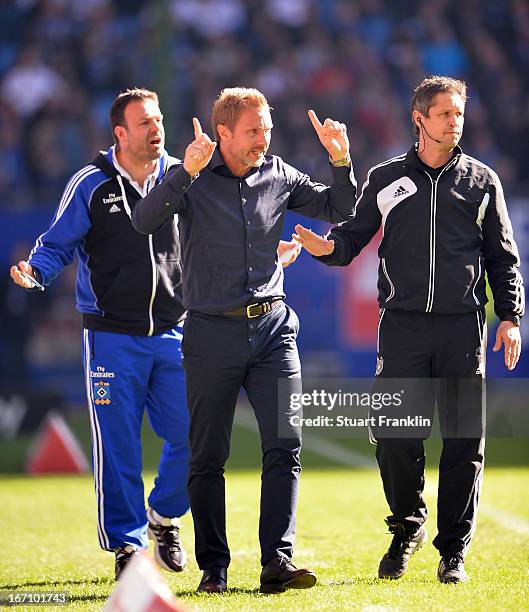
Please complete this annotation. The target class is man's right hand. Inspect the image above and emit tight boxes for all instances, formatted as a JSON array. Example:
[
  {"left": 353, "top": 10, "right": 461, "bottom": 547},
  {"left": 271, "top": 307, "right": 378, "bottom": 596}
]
[
  {"left": 10, "top": 260, "right": 36, "bottom": 288},
  {"left": 293, "top": 224, "right": 335, "bottom": 257},
  {"left": 183, "top": 117, "right": 217, "bottom": 177}
]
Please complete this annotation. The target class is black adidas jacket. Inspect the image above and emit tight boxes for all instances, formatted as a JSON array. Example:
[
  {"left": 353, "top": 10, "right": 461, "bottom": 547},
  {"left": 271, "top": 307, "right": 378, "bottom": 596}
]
[
  {"left": 317, "top": 145, "right": 524, "bottom": 320},
  {"left": 28, "top": 147, "right": 186, "bottom": 336}
]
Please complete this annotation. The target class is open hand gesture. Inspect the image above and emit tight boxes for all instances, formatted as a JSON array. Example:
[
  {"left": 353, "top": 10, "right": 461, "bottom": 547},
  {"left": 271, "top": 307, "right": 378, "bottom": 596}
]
[
  {"left": 308, "top": 110, "right": 349, "bottom": 162},
  {"left": 493, "top": 320, "right": 522, "bottom": 370},
  {"left": 183, "top": 118, "right": 217, "bottom": 177},
  {"left": 292, "top": 224, "right": 335, "bottom": 257}
]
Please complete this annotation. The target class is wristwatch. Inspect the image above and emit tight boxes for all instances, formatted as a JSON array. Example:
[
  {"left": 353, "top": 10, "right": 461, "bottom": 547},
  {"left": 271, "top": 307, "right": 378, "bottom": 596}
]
[
  {"left": 330, "top": 154, "right": 351, "bottom": 167},
  {"left": 501, "top": 315, "right": 521, "bottom": 327}
]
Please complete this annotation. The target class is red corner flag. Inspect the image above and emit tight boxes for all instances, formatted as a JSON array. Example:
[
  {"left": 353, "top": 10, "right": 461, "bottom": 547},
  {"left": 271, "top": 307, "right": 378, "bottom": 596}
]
[
  {"left": 104, "top": 550, "right": 186, "bottom": 612},
  {"left": 26, "top": 412, "right": 89, "bottom": 474}
]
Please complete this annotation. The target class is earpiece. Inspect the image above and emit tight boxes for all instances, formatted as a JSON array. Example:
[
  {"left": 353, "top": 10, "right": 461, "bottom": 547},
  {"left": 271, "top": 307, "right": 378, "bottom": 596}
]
[{"left": 417, "top": 116, "right": 442, "bottom": 144}]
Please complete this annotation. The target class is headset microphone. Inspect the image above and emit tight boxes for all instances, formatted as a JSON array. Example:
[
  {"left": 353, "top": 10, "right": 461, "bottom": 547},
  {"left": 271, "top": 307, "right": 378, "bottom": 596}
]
[{"left": 418, "top": 117, "right": 442, "bottom": 144}]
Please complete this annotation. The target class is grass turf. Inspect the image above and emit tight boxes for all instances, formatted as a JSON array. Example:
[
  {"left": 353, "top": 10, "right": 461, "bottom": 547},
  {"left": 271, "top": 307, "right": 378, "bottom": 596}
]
[{"left": 1, "top": 425, "right": 528, "bottom": 611}]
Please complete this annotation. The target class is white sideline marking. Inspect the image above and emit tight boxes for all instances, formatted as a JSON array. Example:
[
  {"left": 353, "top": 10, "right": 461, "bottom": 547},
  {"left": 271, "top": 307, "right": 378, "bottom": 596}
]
[
  {"left": 424, "top": 483, "right": 529, "bottom": 538},
  {"left": 479, "top": 506, "right": 529, "bottom": 537},
  {"left": 234, "top": 406, "right": 376, "bottom": 468},
  {"left": 235, "top": 404, "right": 528, "bottom": 537}
]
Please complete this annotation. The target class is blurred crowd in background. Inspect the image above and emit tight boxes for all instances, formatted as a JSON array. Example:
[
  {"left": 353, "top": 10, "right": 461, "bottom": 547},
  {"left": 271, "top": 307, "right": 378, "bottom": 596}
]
[
  {"left": 1, "top": 0, "right": 529, "bottom": 393},
  {"left": 1, "top": 0, "right": 529, "bottom": 207}
]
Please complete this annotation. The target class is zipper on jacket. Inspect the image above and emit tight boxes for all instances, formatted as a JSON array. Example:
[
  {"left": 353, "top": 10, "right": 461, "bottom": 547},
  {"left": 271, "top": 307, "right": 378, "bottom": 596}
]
[
  {"left": 424, "top": 157, "right": 458, "bottom": 313},
  {"left": 425, "top": 172, "right": 436, "bottom": 312},
  {"left": 471, "top": 256, "right": 482, "bottom": 306},
  {"left": 377, "top": 307, "right": 386, "bottom": 354},
  {"left": 147, "top": 234, "right": 157, "bottom": 336},
  {"left": 116, "top": 175, "right": 157, "bottom": 336},
  {"left": 381, "top": 258, "right": 395, "bottom": 302}
]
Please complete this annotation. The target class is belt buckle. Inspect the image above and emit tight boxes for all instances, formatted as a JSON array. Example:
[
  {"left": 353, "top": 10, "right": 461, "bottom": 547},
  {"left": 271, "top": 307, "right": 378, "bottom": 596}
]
[{"left": 246, "top": 303, "right": 261, "bottom": 318}]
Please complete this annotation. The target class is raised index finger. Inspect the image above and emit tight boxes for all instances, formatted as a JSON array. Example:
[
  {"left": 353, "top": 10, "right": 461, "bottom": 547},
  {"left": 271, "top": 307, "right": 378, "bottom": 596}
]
[
  {"left": 307, "top": 109, "right": 323, "bottom": 133},
  {"left": 192, "top": 117, "right": 203, "bottom": 139}
]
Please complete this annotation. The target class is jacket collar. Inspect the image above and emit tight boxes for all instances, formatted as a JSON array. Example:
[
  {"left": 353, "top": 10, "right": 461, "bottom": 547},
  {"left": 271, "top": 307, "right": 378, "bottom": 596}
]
[
  {"left": 404, "top": 143, "right": 463, "bottom": 173},
  {"left": 95, "top": 147, "right": 167, "bottom": 181},
  {"left": 92, "top": 147, "right": 167, "bottom": 198}
]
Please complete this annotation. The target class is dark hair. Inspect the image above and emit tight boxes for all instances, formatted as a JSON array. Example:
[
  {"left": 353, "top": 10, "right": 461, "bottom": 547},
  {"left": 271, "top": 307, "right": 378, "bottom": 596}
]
[
  {"left": 411, "top": 76, "right": 467, "bottom": 137},
  {"left": 109, "top": 88, "right": 159, "bottom": 149}
]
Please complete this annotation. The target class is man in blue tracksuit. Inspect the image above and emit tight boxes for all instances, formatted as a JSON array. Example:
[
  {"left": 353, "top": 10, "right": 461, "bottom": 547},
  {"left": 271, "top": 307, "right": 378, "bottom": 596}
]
[{"left": 10, "top": 89, "right": 189, "bottom": 579}]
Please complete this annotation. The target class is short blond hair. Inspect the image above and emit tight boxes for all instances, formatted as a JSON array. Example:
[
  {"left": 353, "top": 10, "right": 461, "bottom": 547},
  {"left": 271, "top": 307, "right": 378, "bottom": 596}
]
[{"left": 211, "top": 87, "right": 270, "bottom": 141}]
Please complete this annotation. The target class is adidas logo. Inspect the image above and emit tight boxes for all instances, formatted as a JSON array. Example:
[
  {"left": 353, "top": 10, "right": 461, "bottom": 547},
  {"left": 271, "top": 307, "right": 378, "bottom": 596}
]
[
  {"left": 109, "top": 204, "right": 121, "bottom": 213},
  {"left": 393, "top": 185, "right": 409, "bottom": 198}
]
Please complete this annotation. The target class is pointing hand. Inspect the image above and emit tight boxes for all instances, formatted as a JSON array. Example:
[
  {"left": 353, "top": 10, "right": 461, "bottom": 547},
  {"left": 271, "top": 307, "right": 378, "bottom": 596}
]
[
  {"left": 308, "top": 109, "right": 350, "bottom": 163},
  {"left": 183, "top": 117, "right": 217, "bottom": 177}
]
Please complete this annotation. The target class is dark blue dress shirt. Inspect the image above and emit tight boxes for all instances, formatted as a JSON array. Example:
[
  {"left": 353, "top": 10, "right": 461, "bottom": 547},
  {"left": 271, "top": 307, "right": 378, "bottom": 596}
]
[{"left": 132, "top": 149, "right": 356, "bottom": 312}]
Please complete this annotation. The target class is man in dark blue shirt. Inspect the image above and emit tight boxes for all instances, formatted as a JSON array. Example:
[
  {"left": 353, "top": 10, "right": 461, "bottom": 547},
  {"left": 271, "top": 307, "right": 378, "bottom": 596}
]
[{"left": 133, "top": 87, "right": 356, "bottom": 594}]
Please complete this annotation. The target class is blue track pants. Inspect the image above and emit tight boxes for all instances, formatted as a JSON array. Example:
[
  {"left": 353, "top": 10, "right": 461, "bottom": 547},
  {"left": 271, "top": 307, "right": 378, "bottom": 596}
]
[{"left": 82, "top": 325, "right": 189, "bottom": 550}]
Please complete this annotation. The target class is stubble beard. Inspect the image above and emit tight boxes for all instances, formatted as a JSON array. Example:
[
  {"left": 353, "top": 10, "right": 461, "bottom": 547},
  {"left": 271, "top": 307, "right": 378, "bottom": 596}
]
[
  {"left": 242, "top": 151, "right": 266, "bottom": 168},
  {"left": 135, "top": 140, "right": 163, "bottom": 163}
]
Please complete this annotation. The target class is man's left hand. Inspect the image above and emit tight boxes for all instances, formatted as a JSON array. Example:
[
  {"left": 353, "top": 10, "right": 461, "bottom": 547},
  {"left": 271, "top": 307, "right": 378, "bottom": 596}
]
[
  {"left": 277, "top": 240, "right": 302, "bottom": 268},
  {"left": 308, "top": 110, "right": 350, "bottom": 162},
  {"left": 492, "top": 320, "right": 522, "bottom": 370}
]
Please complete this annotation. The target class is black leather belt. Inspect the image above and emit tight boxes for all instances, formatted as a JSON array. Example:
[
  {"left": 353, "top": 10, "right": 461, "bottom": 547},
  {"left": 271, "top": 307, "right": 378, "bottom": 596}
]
[{"left": 221, "top": 298, "right": 283, "bottom": 318}]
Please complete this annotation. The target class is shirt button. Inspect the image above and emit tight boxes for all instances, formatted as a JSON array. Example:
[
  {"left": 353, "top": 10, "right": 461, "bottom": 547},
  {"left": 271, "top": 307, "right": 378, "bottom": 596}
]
[
  {"left": 165, "top": 202, "right": 171, "bottom": 207},
  {"left": 248, "top": 243, "right": 252, "bottom": 248},
  {"left": 248, "top": 266, "right": 253, "bottom": 271}
]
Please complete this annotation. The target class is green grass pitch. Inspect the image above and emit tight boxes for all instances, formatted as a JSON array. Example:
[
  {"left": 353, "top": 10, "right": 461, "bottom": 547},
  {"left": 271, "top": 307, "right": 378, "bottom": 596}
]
[{"left": 1, "top": 418, "right": 528, "bottom": 611}]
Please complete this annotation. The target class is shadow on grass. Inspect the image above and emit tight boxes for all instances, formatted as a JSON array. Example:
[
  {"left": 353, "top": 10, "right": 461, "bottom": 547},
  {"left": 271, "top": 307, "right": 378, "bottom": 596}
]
[
  {"left": 322, "top": 575, "right": 439, "bottom": 587},
  {"left": 0, "top": 576, "right": 113, "bottom": 590},
  {"left": 175, "top": 586, "right": 261, "bottom": 597},
  {"left": 69, "top": 593, "right": 110, "bottom": 603}
]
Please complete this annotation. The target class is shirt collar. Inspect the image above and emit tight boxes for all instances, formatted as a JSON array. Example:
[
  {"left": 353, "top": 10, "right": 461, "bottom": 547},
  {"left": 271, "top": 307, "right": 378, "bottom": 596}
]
[
  {"left": 208, "top": 148, "right": 262, "bottom": 181},
  {"left": 111, "top": 145, "right": 160, "bottom": 197},
  {"left": 209, "top": 148, "right": 226, "bottom": 171}
]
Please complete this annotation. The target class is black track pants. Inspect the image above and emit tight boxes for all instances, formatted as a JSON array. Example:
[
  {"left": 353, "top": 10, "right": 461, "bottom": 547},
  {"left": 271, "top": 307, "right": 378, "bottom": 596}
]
[{"left": 373, "top": 309, "right": 486, "bottom": 557}]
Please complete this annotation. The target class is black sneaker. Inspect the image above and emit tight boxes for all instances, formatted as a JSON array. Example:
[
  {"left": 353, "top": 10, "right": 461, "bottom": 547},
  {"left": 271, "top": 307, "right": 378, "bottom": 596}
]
[
  {"left": 378, "top": 520, "right": 427, "bottom": 579},
  {"left": 260, "top": 557, "right": 317, "bottom": 594},
  {"left": 437, "top": 554, "right": 469, "bottom": 583},
  {"left": 147, "top": 508, "right": 187, "bottom": 572},
  {"left": 115, "top": 545, "right": 139, "bottom": 580}
]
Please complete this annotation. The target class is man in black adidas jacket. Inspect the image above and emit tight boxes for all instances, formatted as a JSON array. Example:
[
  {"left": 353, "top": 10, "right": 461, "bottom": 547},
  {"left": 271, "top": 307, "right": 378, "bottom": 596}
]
[{"left": 294, "top": 76, "right": 524, "bottom": 584}]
